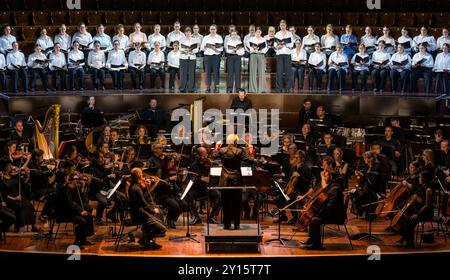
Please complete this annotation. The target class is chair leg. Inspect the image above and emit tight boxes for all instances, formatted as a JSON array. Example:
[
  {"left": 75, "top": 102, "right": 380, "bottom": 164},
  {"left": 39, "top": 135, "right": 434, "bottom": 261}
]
[
  {"left": 343, "top": 224, "right": 353, "bottom": 250},
  {"left": 321, "top": 224, "right": 325, "bottom": 245},
  {"left": 115, "top": 223, "right": 125, "bottom": 251}
]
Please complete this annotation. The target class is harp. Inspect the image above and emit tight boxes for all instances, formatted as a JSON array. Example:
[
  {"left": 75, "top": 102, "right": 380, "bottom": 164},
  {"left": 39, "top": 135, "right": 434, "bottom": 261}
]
[{"left": 34, "top": 104, "right": 61, "bottom": 160}]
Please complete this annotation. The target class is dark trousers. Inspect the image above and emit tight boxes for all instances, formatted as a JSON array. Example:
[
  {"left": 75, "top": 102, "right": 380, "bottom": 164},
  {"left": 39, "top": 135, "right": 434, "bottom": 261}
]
[
  {"left": 204, "top": 54, "right": 221, "bottom": 90},
  {"left": 327, "top": 68, "right": 346, "bottom": 91},
  {"left": 150, "top": 68, "right": 164, "bottom": 89},
  {"left": 410, "top": 67, "right": 432, "bottom": 93},
  {"left": 130, "top": 67, "right": 145, "bottom": 89},
  {"left": 51, "top": 70, "right": 66, "bottom": 90},
  {"left": 70, "top": 214, "right": 94, "bottom": 243},
  {"left": 179, "top": 59, "right": 196, "bottom": 92},
  {"left": 68, "top": 68, "right": 84, "bottom": 90},
  {"left": 371, "top": 68, "right": 389, "bottom": 91},
  {"left": 7, "top": 198, "right": 36, "bottom": 227},
  {"left": 188, "top": 187, "right": 221, "bottom": 219},
  {"left": 89, "top": 68, "right": 105, "bottom": 89},
  {"left": 291, "top": 65, "right": 305, "bottom": 91},
  {"left": 308, "top": 216, "right": 326, "bottom": 245},
  {"left": 0, "top": 70, "right": 6, "bottom": 92},
  {"left": 390, "top": 69, "right": 410, "bottom": 92},
  {"left": 352, "top": 69, "right": 369, "bottom": 90},
  {"left": 435, "top": 72, "right": 449, "bottom": 95},
  {"left": 30, "top": 68, "right": 48, "bottom": 91},
  {"left": 9, "top": 69, "right": 28, "bottom": 92},
  {"left": 90, "top": 193, "right": 107, "bottom": 221},
  {"left": 276, "top": 54, "right": 292, "bottom": 91},
  {"left": 308, "top": 68, "right": 324, "bottom": 90},
  {"left": 221, "top": 189, "right": 242, "bottom": 228},
  {"left": 0, "top": 207, "right": 16, "bottom": 231},
  {"left": 226, "top": 55, "right": 241, "bottom": 92},
  {"left": 142, "top": 214, "right": 167, "bottom": 243},
  {"left": 242, "top": 190, "right": 261, "bottom": 220},
  {"left": 158, "top": 194, "right": 188, "bottom": 222},
  {"left": 110, "top": 70, "right": 124, "bottom": 89},
  {"left": 168, "top": 66, "right": 179, "bottom": 90}
]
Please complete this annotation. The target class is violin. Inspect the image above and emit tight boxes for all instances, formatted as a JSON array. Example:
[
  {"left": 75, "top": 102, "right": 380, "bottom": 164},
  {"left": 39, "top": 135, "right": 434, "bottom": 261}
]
[{"left": 11, "top": 150, "right": 31, "bottom": 160}]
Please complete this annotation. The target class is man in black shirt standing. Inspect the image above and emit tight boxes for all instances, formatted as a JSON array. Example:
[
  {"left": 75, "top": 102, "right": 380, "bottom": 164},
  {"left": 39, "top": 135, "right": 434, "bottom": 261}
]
[
  {"left": 379, "top": 126, "right": 402, "bottom": 175},
  {"left": 142, "top": 98, "right": 167, "bottom": 133},
  {"left": 298, "top": 98, "right": 316, "bottom": 128},
  {"left": 9, "top": 119, "right": 33, "bottom": 152},
  {"left": 230, "top": 89, "right": 252, "bottom": 111}
]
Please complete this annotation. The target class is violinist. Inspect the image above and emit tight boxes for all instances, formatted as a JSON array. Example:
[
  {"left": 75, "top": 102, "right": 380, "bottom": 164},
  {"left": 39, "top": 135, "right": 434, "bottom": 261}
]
[
  {"left": 300, "top": 169, "right": 345, "bottom": 250},
  {"left": 189, "top": 147, "right": 221, "bottom": 225},
  {"left": 9, "top": 120, "right": 33, "bottom": 152},
  {"left": 0, "top": 163, "right": 17, "bottom": 236},
  {"left": 132, "top": 125, "right": 152, "bottom": 145},
  {"left": 110, "top": 129, "right": 121, "bottom": 151},
  {"left": 96, "top": 125, "right": 112, "bottom": 149},
  {"left": 28, "top": 149, "right": 55, "bottom": 200},
  {"left": 3, "top": 141, "right": 31, "bottom": 183},
  {"left": 99, "top": 142, "right": 115, "bottom": 165},
  {"left": 54, "top": 160, "right": 95, "bottom": 248},
  {"left": 65, "top": 145, "right": 90, "bottom": 171},
  {"left": 420, "top": 149, "right": 436, "bottom": 186},
  {"left": 147, "top": 143, "right": 165, "bottom": 175},
  {"left": 127, "top": 167, "right": 167, "bottom": 250},
  {"left": 395, "top": 171, "right": 434, "bottom": 248}
]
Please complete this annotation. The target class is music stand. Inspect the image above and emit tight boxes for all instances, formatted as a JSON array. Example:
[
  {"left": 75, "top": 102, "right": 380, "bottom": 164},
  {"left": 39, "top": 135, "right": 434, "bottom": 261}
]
[
  {"left": 265, "top": 181, "right": 291, "bottom": 245},
  {"left": 357, "top": 194, "right": 383, "bottom": 242},
  {"left": 169, "top": 178, "right": 200, "bottom": 243}
]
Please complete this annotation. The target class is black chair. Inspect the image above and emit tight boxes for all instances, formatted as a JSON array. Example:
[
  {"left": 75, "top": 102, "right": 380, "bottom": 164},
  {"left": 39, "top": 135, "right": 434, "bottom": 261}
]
[
  {"left": 46, "top": 217, "right": 75, "bottom": 247},
  {"left": 415, "top": 217, "right": 448, "bottom": 247},
  {"left": 321, "top": 195, "right": 353, "bottom": 250}
]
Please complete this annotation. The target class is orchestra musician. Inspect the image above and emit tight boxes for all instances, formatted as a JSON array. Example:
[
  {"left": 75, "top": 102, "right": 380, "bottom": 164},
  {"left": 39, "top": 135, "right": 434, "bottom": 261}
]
[
  {"left": 65, "top": 145, "right": 91, "bottom": 171},
  {"left": 28, "top": 149, "right": 55, "bottom": 201},
  {"left": 0, "top": 168, "right": 16, "bottom": 238},
  {"left": 132, "top": 125, "right": 152, "bottom": 145},
  {"left": 127, "top": 167, "right": 167, "bottom": 250},
  {"left": 295, "top": 123, "right": 316, "bottom": 166},
  {"left": 142, "top": 98, "right": 167, "bottom": 133},
  {"left": 298, "top": 99, "right": 316, "bottom": 127},
  {"left": 230, "top": 89, "right": 252, "bottom": 111},
  {"left": 9, "top": 119, "right": 32, "bottom": 152},
  {"left": 379, "top": 126, "right": 402, "bottom": 176}
]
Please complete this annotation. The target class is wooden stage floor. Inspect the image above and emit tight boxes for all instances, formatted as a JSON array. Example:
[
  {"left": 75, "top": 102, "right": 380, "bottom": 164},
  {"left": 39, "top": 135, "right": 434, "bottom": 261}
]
[{"left": 1, "top": 211, "right": 448, "bottom": 258}]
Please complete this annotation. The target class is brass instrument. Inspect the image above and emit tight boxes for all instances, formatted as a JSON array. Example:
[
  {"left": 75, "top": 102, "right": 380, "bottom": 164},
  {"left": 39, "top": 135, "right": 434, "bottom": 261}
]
[{"left": 34, "top": 104, "right": 61, "bottom": 160}]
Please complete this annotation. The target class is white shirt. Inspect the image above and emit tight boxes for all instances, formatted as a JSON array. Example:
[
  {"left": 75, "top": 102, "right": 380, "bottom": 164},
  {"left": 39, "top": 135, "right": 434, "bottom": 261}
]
[
  {"left": 320, "top": 34, "right": 339, "bottom": 49},
  {"left": 372, "top": 49, "right": 391, "bottom": 68},
  {"left": 413, "top": 35, "right": 437, "bottom": 52},
  {"left": 6, "top": 50, "right": 26, "bottom": 70},
  {"left": 72, "top": 32, "right": 93, "bottom": 49},
  {"left": 225, "top": 38, "right": 245, "bottom": 56},
  {"left": 192, "top": 33, "right": 204, "bottom": 46},
  {"left": 248, "top": 36, "right": 268, "bottom": 54},
  {"left": 397, "top": 35, "right": 413, "bottom": 54},
  {"left": 88, "top": 50, "right": 106, "bottom": 69},
  {"left": 243, "top": 33, "right": 255, "bottom": 52},
  {"left": 264, "top": 34, "right": 276, "bottom": 49},
  {"left": 167, "top": 50, "right": 180, "bottom": 68},
  {"left": 0, "top": 53, "right": 6, "bottom": 69},
  {"left": 92, "top": 33, "right": 113, "bottom": 52},
  {"left": 49, "top": 51, "right": 67, "bottom": 70},
  {"left": 54, "top": 33, "right": 71, "bottom": 52},
  {"left": 201, "top": 34, "right": 224, "bottom": 56},
  {"left": 328, "top": 51, "right": 349, "bottom": 72},
  {"left": 291, "top": 48, "right": 308, "bottom": 64},
  {"left": 112, "top": 34, "right": 129, "bottom": 51},
  {"left": 147, "top": 50, "right": 165, "bottom": 68},
  {"left": 308, "top": 51, "right": 327, "bottom": 70},
  {"left": 351, "top": 53, "right": 371, "bottom": 71},
  {"left": 0, "top": 34, "right": 16, "bottom": 54},
  {"left": 179, "top": 37, "right": 199, "bottom": 60},
  {"left": 412, "top": 52, "right": 434, "bottom": 68},
  {"left": 167, "top": 31, "right": 185, "bottom": 49},
  {"left": 361, "top": 35, "right": 377, "bottom": 48},
  {"left": 148, "top": 33, "right": 167, "bottom": 51},
  {"left": 128, "top": 50, "right": 146, "bottom": 69},
  {"left": 433, "top": 52, "right": 450, "bottom": 72},
  {"left": 67, "top": 49, "right": 85, "bottom": 68},
  {"left": 302, "top": 35, "right": 320, "bottom": 51},
  {"left": 274, "top": 31, "right": 294, "bottom": 55},
  {"left": 36, "top": 35, "right": 54, "bottom": 52},
  {"left": 106, "top": 49, "right": 128, "bottom": 69},
  {"left": 377, "top": 36, "right": 396, "bottom": 54},
  {"left": 27, "top": 51, "right": 48, "bottom": 69},
  {"left": 389, "top": 52, "right": 411, "bottom": 72},
  {"left": 437, "top": 36, "right": 450, "bottom": 51}
]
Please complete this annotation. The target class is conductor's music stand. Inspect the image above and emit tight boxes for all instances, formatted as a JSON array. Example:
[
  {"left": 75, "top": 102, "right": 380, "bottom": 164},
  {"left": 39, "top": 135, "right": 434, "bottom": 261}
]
[{"left": 169, "top": 178, "right": 200, "bottom": 243}]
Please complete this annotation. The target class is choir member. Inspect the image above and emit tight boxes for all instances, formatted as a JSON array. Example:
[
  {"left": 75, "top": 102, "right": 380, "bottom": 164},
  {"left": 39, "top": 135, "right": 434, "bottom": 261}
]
[
  {"left": 6, "top": 41, "right": 28, "bottom": 93},
  {"left": 27, "top": 44, "right": 49, "bottom": 92},
  {"left": 289, "top": 26, "right": 301, "bottom": 43},
  {"left": 67, "top": 41, "right": 85, "bottom": 91},
  {"left": 167, "top": 41, "right": 180, "bottom": 92},
  {"left": 112, "top": 24, "right": 129, "bottom": 51},
  {"left": 48, "top": 42, "right": 67, "bottom": 91},
  {"left": 340, "top": 25, "right": 358, "bottom": 58},
  {"left": 36, "top": 28, "right": 54, "bottom": 56},
  {"left": 224, "top": 24, "right": 236, "bottom": 45},
  {"left": 107, "top": 40, "right": 128, "bottom": 90},
  {"left": 243, "top": 25, "right": 256, "bottom": 54},
  {"left": 377, "top": 26, "right": 396, "bottom": 55},
  {"left": 166, "top": 21, "right": 185, "bottom": 52},
  {"left": 264, "top": 26, "right": 276, "bottom": 57},
  {"left": 192, "top": 25, "right": 204, "bottom": 71},
  {"left": 148, "top": 41, "right": 165, "bottom": 90},
  {"left": 302, "top": 26, "right": 320, "bottom": 56},
  {"left": 248, "top": 27, "right": 268, "bottom": 93},
  {"left": 410, "top": 43, "right": 434, "bottom": 94},
  {"left": 321, "top": 24, "right": 339, "bottom": 57},
  {"left": 179, "top": 27, "right": 199, "bottom": 93},
  {"left": 71, "top": 23, "right": 93, "bottom": 55},
  {"left": 351, "top": 44, "right": 371, "bottom": 91},
  {"left": 412, "top": 26, "right": 437, "bottom": 55},
  {"left": 389, "top": 44, "right": 412, "bottom": 93},
  {"left": 327, "top": 43, "right": 348, "bottom": 92},
  {"left": 148, "top": 24, "right": 167, "bottom": 52},
  {"left": 225, "top": 30, "right": 244, "bottom": 93},
  {"left": 128, "top": 23, "right": 148, "bottom": 50},
  {"left": 92, "top": 24, "right": 113, "bottom": 52},
  {"left": 433, "top": 43, "right": 450, "bottom": 96},
  {"left": 87, "top": 41, "right": 106, "bottom": 90},
  {"left": 201, "top": 25, "right": 223, "bottom": 93},
  {"left": 0, "top": 25, "right": 16, "bottom": 55},
  {"left": 397, "top": 27, "right": 413, "bottom": 55},
  {"left": 437, "top": 27, "right": 450, "bottom": 51},
  {"left": 128, "top": 43, "right": 147, "bottom": 90},
  {"left": 360, "top": 26, "right": 377, "bottom": 56},
  {"left": 308, "top": 43, "right": 327, "bottom": 91},
  {"left": 371, "top": 40, "right": 391, "bottom": 93},
  {"left": 0, "top": 52, "right": 5, "bottom": 93},
  {"left": 54, "top": 24, "right": 71, "bottom": 53},
  {"left": 291, "top": 39, "right": 308, "bottom": 92},
  {"left": 274, "top": 20, "right": 294, "bottom": 92}
]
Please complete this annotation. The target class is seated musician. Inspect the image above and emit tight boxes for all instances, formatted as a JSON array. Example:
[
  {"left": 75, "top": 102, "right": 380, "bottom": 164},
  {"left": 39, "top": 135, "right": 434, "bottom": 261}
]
[
  {"left": 54, "top": 161, "right": 95, "bottom": 248},
  {"left": 317, "top": 132, "right": 336, "bottom": 157},
  {"left": 0, "top": 163, "right": 17, "bottom": 236},
  {"left": 295, "top": 123, "right": 316, "bottom": 166},
  {"left": 142, "top": 98, "right": 167, "bottom": 133},
  {"left": 309, "top": 106, "right": 334, "bottom": 128},
  {"left": 378, "top": 126, "right": 402, "bottom": 176},
  {"left": 438, "top": 140, "right": 450, "bottom": 168},
  {"left": 9, "top": 119, "right": 33, "bottom": 152},
  {"left": 28, "top": 149, "right": 54, "bottom": 201},
  {"left": 110, "top": 129, "right": 121, "bottom": 151},
  {"left": 132, "top": 125, "right": 152, "bottom": 145},
  {"left": 65, "top": 145, "right": 90, "bottom": 171},
  {"left": 333, "top": 147, "right": 349, "bottom": 189},
  {"left": 300, "top": 169, "right": 345, "bottom": 250},
  {"left": 97, "top": 125, "right": 112, "bottom": 149},
  {"left": 298, "top": 99, "right": 316, "bottom": 128},
  {"left": 230, "top": 89, "right": 253, "bottom": 111},
  {"left": 189, "top": 147, "right": 221, "bottom": 224},
  {"left": 420, "top": 149, "right": 436, "bottom": 186},
  {"left": 147, "top": 143, "right": 165, "bottom": 174},
  {"left": 389, "top": 117, "right": 406, "bottom": 145},
  {"left": 432, "top": 129, "right": 444, "bottom": 151},
  {"left": 127, "top": 167, "right": 167, "bottom": 250},
  {"left": 370, "top": 143, "right": 392, "bottom": 182},
  {"left": 395, "top": 171, "right": 434, "bottom": 248}
]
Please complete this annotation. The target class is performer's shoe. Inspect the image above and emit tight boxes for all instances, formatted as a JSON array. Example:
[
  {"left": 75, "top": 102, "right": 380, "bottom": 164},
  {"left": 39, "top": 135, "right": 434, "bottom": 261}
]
[
  {"left": 300, "top": 239, "right": 313, "bottom": 245},
  {"left": 80, "top": 240, "right": 93, "bottom": 246},
  {"left": 234, "top": 225, "right": 240, "bottom": 230},
  {"left": 207, "top": 217, "right": 218, "bottom": 224},
  {"left": 190, "top": 217, "right": 202, "bottom": 225},
  {"left": 304, "top": 243, "right": 323, "bottom": 250},
  {"left": 223, "top": 225, "right": 231, "bottom": 230},
  {"left": 143, "top": 240, "right": 162, "bottom": 250}
]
